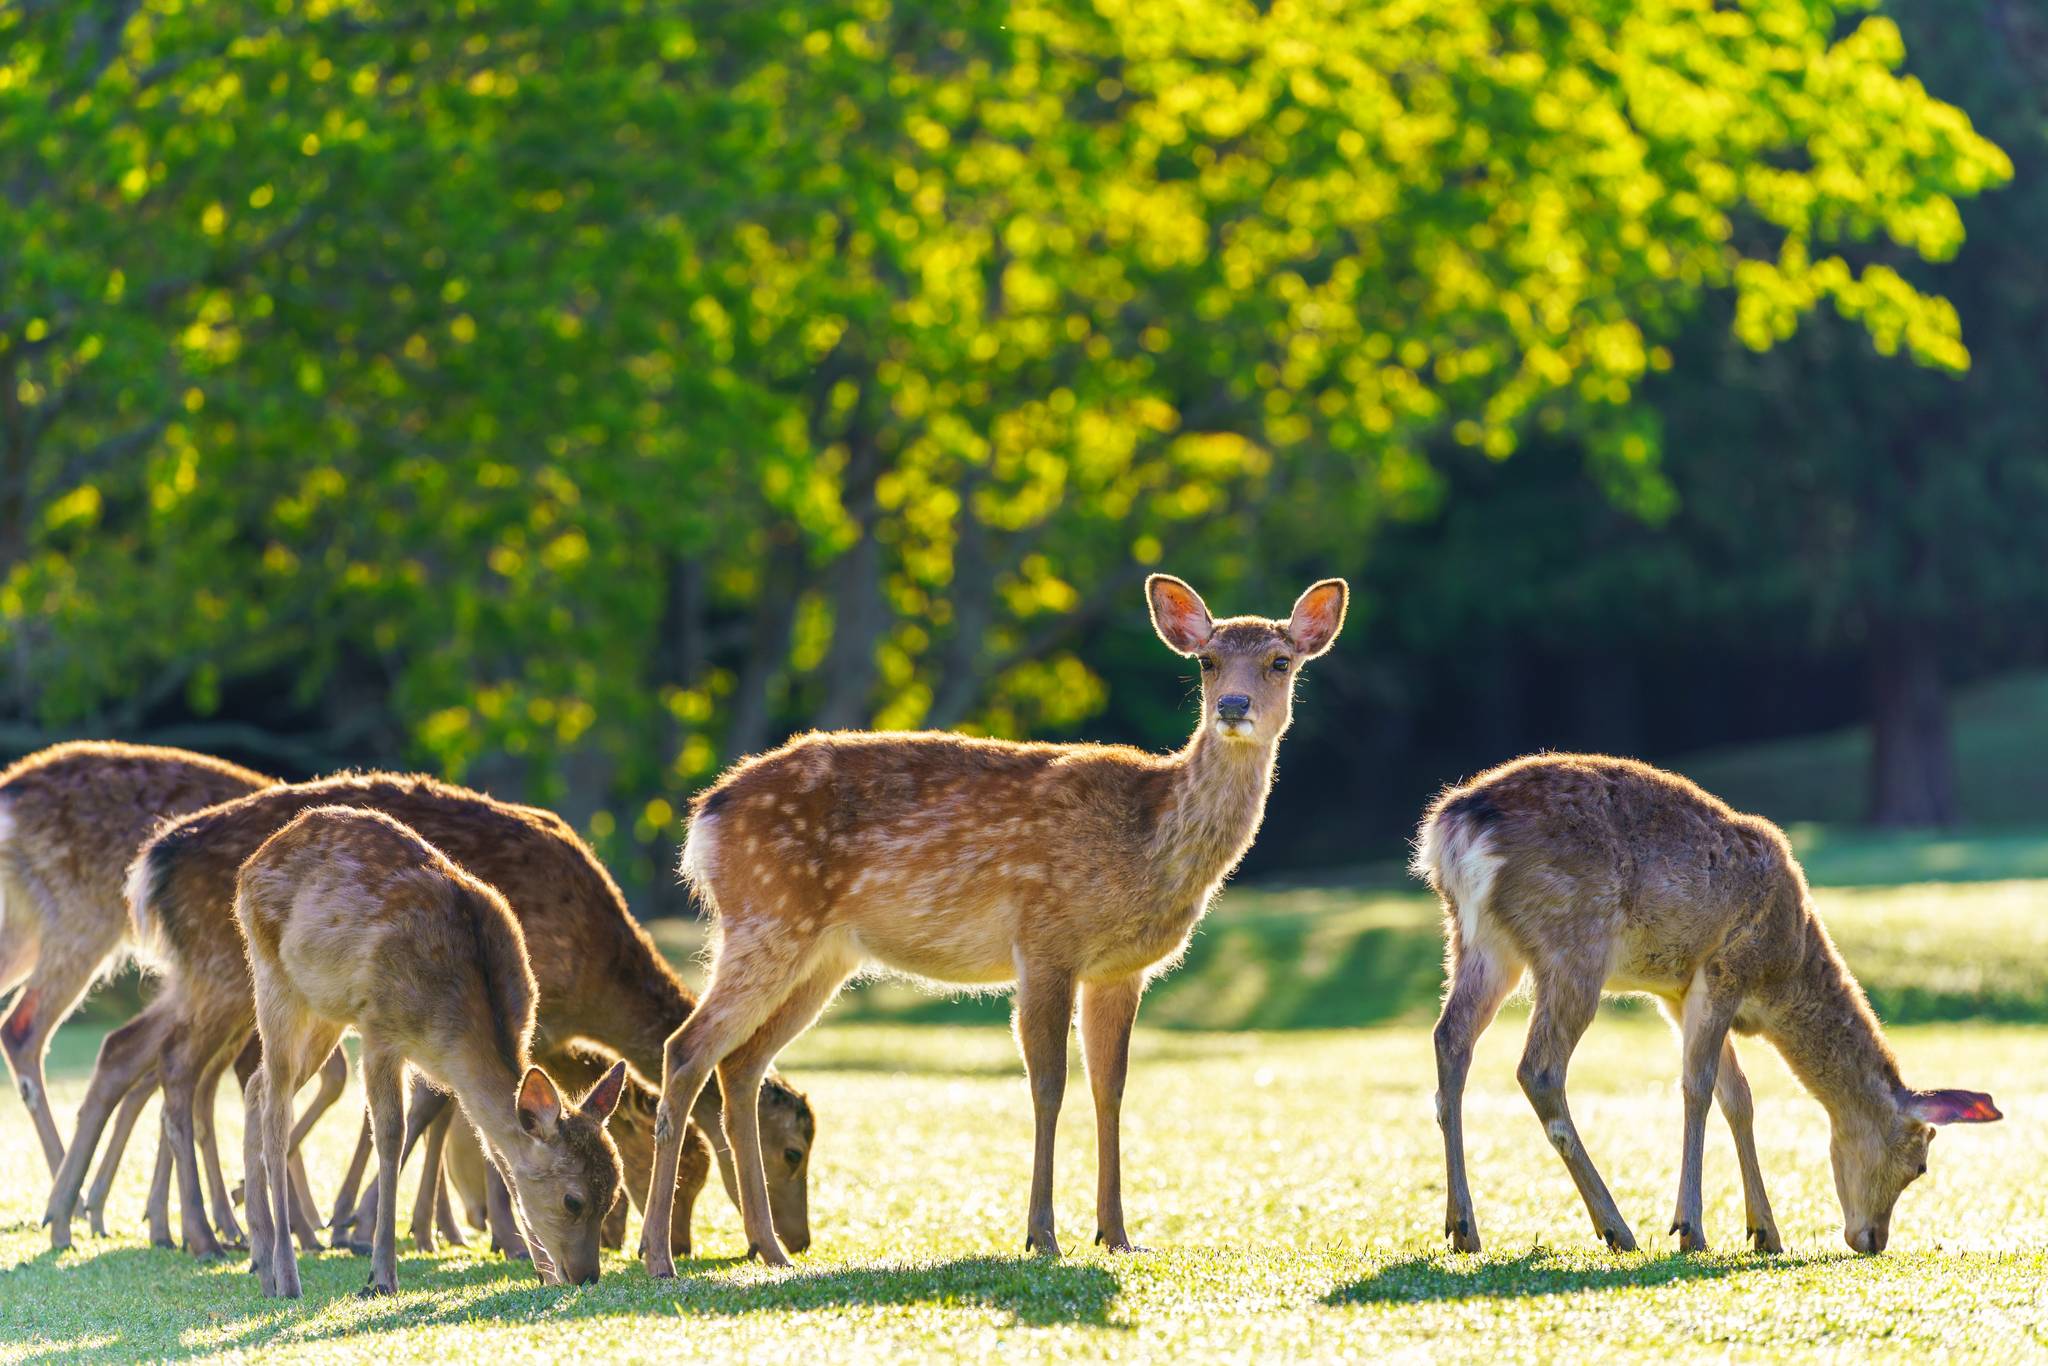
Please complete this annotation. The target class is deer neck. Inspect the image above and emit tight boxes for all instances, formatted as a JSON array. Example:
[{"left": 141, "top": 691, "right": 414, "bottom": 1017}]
[
  {"left": 1757, "top": 917, "right": 1904, "bottom": 1130},
  {"left": 1151, "top": 722, "right": 1280, "bottom": 903},
  {"left": 436, "top": 1044, "right": 535, "bottom": 1166}
]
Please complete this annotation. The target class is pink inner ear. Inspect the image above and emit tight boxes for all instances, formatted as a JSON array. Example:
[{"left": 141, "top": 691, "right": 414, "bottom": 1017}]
[{"left": 1914, "top": 1090, "right": 2002, "bottom": 1124}]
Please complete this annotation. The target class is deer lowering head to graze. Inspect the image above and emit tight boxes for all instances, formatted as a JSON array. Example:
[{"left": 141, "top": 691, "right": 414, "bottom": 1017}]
[
  {"left": 1414, "top": 753, "right": 2002, "bottom": 1257},
  {"left": 642, "top": 574, "right": 1346, "bottom": 1275},
  {"left": 433, "top": 1042, "right": 713, "bottom": 1256},
  {"left": 237, "top": 805, "right": 626, "bottom": 1296},
  {"left": 0, "top": 742, "right": 270, "bottom": 1177},
  {"left": 44, "top": 768, "right": 816, "bottom": 1261}
]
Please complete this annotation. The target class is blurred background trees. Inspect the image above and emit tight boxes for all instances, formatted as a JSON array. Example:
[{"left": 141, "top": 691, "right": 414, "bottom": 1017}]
[{"left": 2, "top": 0, "right": 2038, "bottom": 904}]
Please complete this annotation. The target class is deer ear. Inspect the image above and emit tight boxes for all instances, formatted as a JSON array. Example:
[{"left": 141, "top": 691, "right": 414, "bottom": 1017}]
[
  {"left": 517, "top": 1067, "right": 564, "bottom": 1136},
  {"left": 1286, "top": 579, "right": 1348, "bottom": 658},
  {"left": 1906, "top": 1089, "right": 2002, "bottom": 1125},
  {"left": 580, "top": 1059, "right": 628, "bottom": 1125},
  {"left": 1146, "top": 574, "right": 1214, "bottom": 655}
]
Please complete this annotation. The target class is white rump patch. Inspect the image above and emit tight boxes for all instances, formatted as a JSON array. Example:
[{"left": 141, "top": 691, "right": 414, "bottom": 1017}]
[
  {"left": 124, "top": 850, "right": 166, "bottom": 969},
  {"left": 678, "top": 811, "right": 720, "bottom": 902},
  {"left": 1413, "top": 811, "right": 1503, "bottom": 952}
]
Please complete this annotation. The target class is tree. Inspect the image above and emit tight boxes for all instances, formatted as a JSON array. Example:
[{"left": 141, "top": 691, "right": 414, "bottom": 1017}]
[{"left": 0, "top": 0, "right": 2010, "bottom": 895}]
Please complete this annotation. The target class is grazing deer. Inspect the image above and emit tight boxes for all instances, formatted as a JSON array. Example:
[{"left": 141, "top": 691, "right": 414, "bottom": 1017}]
[
  {"left": 433, "top": 1042, "right": 713, "bottom": 1256},
  {"left": 238, "top": 805, "right": 626, "bottom": 1296},
  {"left": 46, "top": 770, "right": 816, "bottom": 1260},
  {"left": 0, "top": 742, "right": 270, "bottom": 1177},
  {"left": 1414, "top": 753, "right": 2003, "bottom": 1256},
  {"left": 643, "top": 574, "right": 1347, "bottom": 1274}
]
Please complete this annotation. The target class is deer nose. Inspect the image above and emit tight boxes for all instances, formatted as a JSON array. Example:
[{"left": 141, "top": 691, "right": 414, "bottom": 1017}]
[{"left": 1216, "top": 694, "right": 1251, "bottom": 721}]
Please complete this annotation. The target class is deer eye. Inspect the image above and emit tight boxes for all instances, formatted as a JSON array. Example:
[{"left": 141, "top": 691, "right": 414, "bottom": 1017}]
[
  {"left": 564, "top": 1194, "right": 584, "bottom": 1217},
  {"left": 1197, "top": 656, "right": 1216, "bottom": 673},
  {"left": 783, "top": 1147, "right": 804, "bottom": 1169},
  {"left": 1271, "top": 656, "right": 1291, "bottom": 672}
]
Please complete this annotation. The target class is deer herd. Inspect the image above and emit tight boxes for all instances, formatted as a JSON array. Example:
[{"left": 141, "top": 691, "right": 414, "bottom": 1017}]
[{"left": 0, "top": 575, "right": 2005, "bottom": 1299}]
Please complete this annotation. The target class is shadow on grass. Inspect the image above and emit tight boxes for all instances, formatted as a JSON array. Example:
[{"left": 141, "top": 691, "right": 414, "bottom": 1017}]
[
  {"left": 4, "top": 1244, "right": 1123, "bottom": 1361},
  {"left": 1326, "top": 1248, "right": 1833, "bottom": 1306}
]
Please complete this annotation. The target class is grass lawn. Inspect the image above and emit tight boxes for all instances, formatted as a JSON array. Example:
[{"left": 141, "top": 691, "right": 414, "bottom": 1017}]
[{"left": 5, "top": 869, "right": 2048, "bottom": 1361}]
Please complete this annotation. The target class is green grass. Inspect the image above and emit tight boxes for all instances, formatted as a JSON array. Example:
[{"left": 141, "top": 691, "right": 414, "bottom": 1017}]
[
  {"left": 6, "top": 871, "right": 2048, "bottom": 1361},
  {"left": 3, "top": 1016, "right": 2044, "bottom": 1362}
]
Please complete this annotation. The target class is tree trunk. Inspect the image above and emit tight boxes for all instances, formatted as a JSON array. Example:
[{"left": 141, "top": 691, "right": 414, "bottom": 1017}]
[{"left": 1866, "top": 619, "right": 1957, "bottom": 827}]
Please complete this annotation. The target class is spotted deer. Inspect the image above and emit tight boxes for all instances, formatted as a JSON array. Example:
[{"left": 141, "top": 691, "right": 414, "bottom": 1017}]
[
  {"left": 0, "top": 742, "right": 271, "bottom": 1181},
  {"left": 643, "top": 574, "right": 1347, "bottom": 1274},
  {"left": 45, "top": 770, "right": 815, "bottom": 1261},
  {"left": 1414, "top": 753, "right": 2003, "bottom": 1257},
  {"left": 238, "top": 805, "right": 627, "bottom": 1296}
]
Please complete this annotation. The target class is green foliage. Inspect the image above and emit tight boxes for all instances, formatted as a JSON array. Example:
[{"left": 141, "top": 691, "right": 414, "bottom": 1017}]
[{"left": 0, "top": 1, "right": 2009, "bottom": 886}]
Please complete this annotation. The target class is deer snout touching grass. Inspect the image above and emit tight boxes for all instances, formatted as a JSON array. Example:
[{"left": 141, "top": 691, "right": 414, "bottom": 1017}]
[
  {"left": 1414, "top": 753, "right": 2002, "bottom": 1258},
  {"left": 641, "top": 573, "right": 1346, "bottom": 1276},
  {"left": 236, "top": 806, "right": 626, "bottom": 1297}
]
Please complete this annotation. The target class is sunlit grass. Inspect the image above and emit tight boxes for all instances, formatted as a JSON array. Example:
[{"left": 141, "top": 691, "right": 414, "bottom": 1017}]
[{"left": 4, "top": 1009, "right": 2045, "bottom": 1359}]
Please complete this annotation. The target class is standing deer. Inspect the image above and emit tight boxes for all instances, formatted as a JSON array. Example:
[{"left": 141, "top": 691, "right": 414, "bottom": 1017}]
[
  {"left": 0, "top": 742, "right": 270, "bottom": 1177},
  {"left": 46, "top": 770, "right": 815, "bottom": 1260},
  {"left": 1414, "top": 753, "right": 2003, "bottom": 1256},
  {"left": 643, "top": 574, "right": 1347, "bottom": 1274},
  {"left": 237, "top": 805, "right": 625, "bottom": 1295}
]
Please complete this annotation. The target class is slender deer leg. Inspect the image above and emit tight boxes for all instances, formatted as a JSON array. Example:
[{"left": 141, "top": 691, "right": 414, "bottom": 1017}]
[
  {"left": 1670, "top": 981, "right": 1738, "bottom": 1252},
  {"left": 360, "top": 1046, "right": 406, "bottom": 1296},
  {"left": 435, "top": 1173, "right": 465, "bottom": 1247},
  {"left": 645, "top": 932, "right": 813, "bottom": 1278},
  {"left": 1078, "top": 974, "right": 1144, "bottom": 1253},
  {"left": 329, "top": 1111, "right": 373, "bottom": 1244},
  {"left": 1434, "top": 939, "right": 1524, "bottom": 1253},
  {"left": 194, "top": 1048, "right": 247, "bottom": 1248},
  {"left": 1715, "top": 1039, "right": 1782, "bottom": 1253},
  {"left": 412, "top": 1107, "right": 453, "bottom": 1251},
  {"left": 1519, "top": 966, "right": 1635, "bottom": 1252},
  {"left": 161, "top": 1017, "right": 242, "bottom": 1258},
  {"left": 484, "top": 1161, "right": 530, "bottom": 1260},
  {"left": 266, "top": 1024, "right": 336, "bottom": 1298},
  {"left": 243, "top": 1069, "right": 279, "bottom": 1296},
  {"left": 1015, "top": 958, "right": 1078, "bottom": 1257},
  {"left": 5, "top": 970, "right": 92, "bottom": 1176},
  {"left": 86, "top": 1071, "right": 158, "bottom": 1236},
  {"left": 46, "top": 1005, "right": 171, "bottom": 1249},
  {"left": 716, "top": 955, "right": 853, "bottom": 1262},
  {"left": 146, "top": 1115, "right": 175, "bottom": 1247},
  {"left": 283, "top": 1043, "right": 348, "bottom": 1244}
]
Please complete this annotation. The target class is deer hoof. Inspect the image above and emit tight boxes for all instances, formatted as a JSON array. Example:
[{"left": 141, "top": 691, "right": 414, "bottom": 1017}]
[
  {"left": 1749, "top": 1225, "right": 1783, "bottom": 1255},
  {"left": 1447, "top": 1218, "right": 1483, "bottom": 1254},
  {"left": 1600, "top": 1225, "right": 1637, "bottom": 1253},
  {"left": 1670, "top": 1220, "right": 1708, "bottom": 1253},
  {"left": 357, "top": 1277, "right": 395, "bottom": 1298}
]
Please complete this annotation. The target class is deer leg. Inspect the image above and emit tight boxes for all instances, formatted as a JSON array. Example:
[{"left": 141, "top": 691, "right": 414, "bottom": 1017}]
[
  {"left": 645, "top": 932, "right": 815, "bottom": 1278},
  {"left": 359, "top": 1045, "right": 406, "bottom": 1296},
  {"left": 243, "top": 1069, "right": 279, "bottom": 1295},
  {"left": 160, "top": 1015, "right": 242, "bottom": 1259},
  {"left": 1519, "top": 967, "right": 1634, "bottom": 1252},
  {"left": 1078, "top": 974, "right": 1144, "bottom": 1253},
  {"left": 1715, "top": 1038, "right": 1782, "bottom": 1253},
  {"left": 5, "top": 927, "right": 110, "bottom": 1176},
  {"left": 146, "top": 1113, "right": 175, "bottom": 1247},
  {"left": 85, "top": 1069, "right": 158, "bottom": 1236},
  {"left": 412, "top": 1106, "right": 453, "bottom": 1251},
  {"left": 445, "top": 1119, "right": 489, "bottom": 1232},
  {"left": 483, "top": 1160, "right": 530, "bottom": 1261},
  {"left": 600, "top": 1187, "right": 628, "bottom": 1251},
  {"left": 46, "top": 1004, "right": 170, "bottom": 1249},
  {"left": 435, "top": 1170, "right": 465, "bottom": 1247},
  {"left": 715, "top": 954, "right": 853, "bottom": 1264},
  {"left": 1015, "top": 958, "right": 1078, "bottom": 1257},
  {"left": 194, "top": 1045, "right": 248, "bottom": 1247},
  {"left": 329, "top": 1110, "right": 372, "bottom": 1245},
  {"left": 1434, "top": 938, "right": 1524, "bottom": 1253},
  {"left": 284, "top": 1043, "right": 348, "bottom": 1244},
  {"left": 1670, "top": 978, "right": 1739, "bottom": 1252}
]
